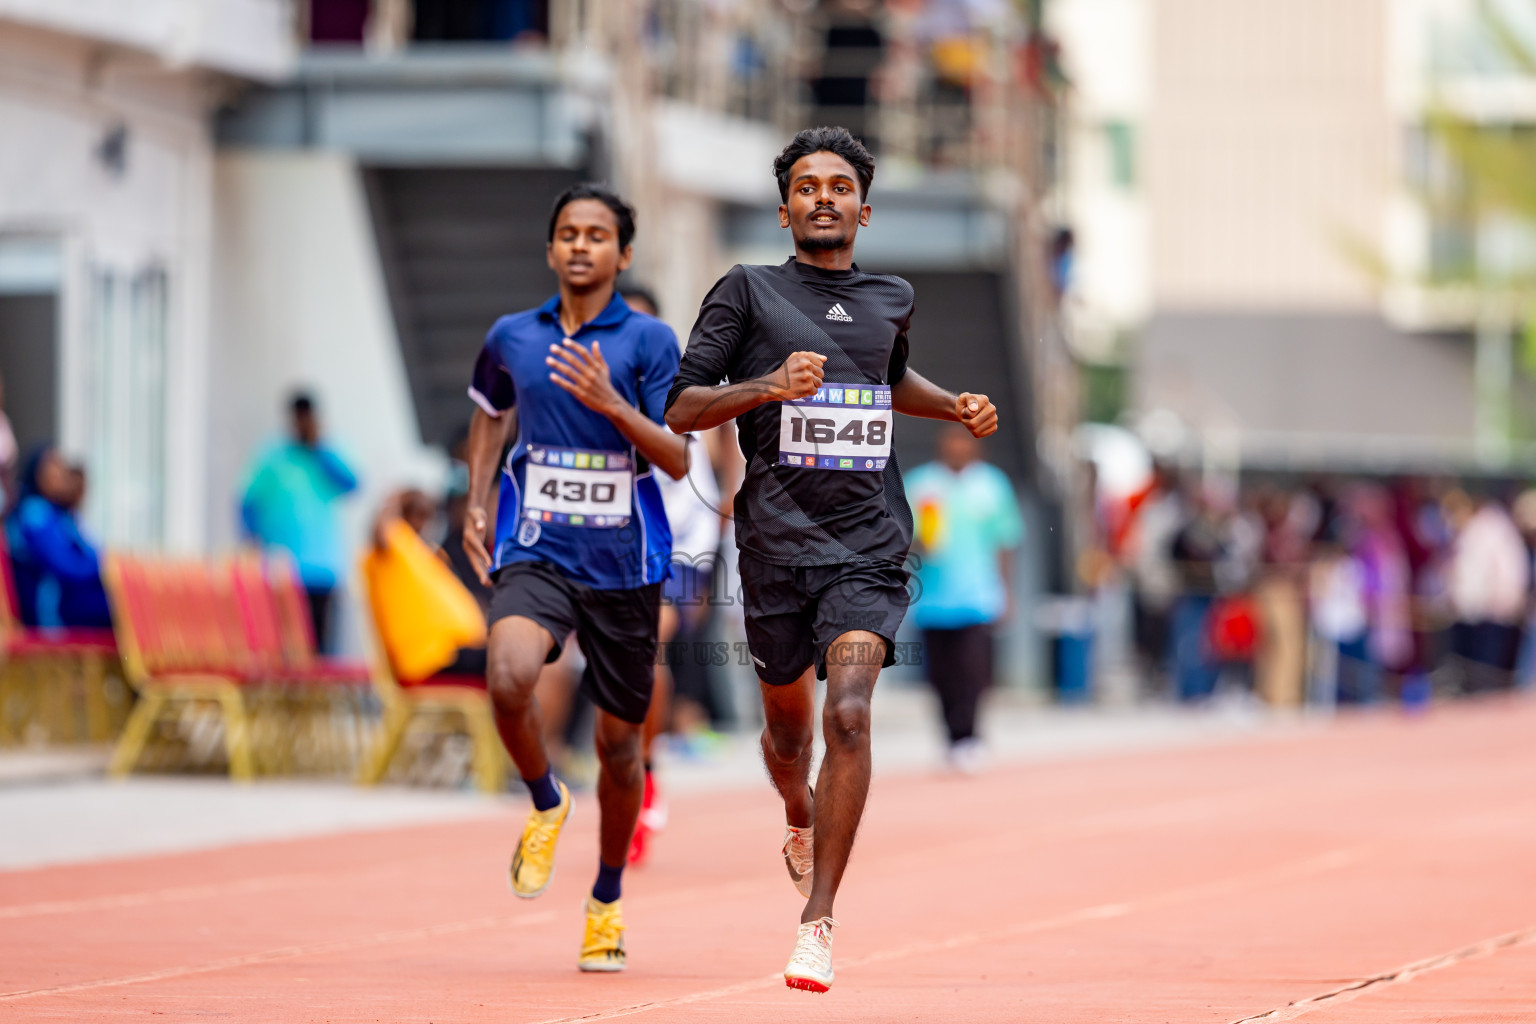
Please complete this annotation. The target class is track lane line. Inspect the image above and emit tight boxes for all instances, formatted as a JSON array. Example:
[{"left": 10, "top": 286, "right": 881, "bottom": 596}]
[
  {"left": 525, "top": 847, "right": 1367, "bottom": 1024},
  {"left": 0, "top": 910, "right": 556, "bottom": 1002},
  {"left": 1229, "top": 924, "right": 1536, "bottom": 1022},
  {"left": 0, "top": 863, "right": 415, "bottom": 920},
  {"left": 0, "top": 785, "right": 1286, "bottom": 923}
]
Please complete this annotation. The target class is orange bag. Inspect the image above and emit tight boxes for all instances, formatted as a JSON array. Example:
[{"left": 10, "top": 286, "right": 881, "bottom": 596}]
[{"left": 361, "top": 520, "right": 486, "bottom": 682}]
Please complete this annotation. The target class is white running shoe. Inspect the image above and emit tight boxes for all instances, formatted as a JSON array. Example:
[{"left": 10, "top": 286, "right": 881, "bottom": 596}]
[
  {"left": 947, "top": 737, "right": 987, "bottom": 775},
  {"left": 782, "top": 824, "right": 814, "bottom": 898},
  {"left": 784, "top": 916, "right": 838, "bottom": 993}
]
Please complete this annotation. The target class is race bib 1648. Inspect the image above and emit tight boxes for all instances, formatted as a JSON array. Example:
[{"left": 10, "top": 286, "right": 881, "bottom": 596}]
[{"left": 777, "top": 383, "right": 892, "bottom": 472}]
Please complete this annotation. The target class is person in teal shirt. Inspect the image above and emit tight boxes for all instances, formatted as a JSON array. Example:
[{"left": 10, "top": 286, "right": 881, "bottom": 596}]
[
  {"left": 240, "top": 393, "right": 359, "bottom": 651},
  {"left": 905, "top": 425, "right": 1024, "bottom": 771}
]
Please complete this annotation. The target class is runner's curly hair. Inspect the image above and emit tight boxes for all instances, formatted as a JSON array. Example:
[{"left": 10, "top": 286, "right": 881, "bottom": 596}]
[{"left": 772, "top": 127, "right": 875, "bottom": 203}]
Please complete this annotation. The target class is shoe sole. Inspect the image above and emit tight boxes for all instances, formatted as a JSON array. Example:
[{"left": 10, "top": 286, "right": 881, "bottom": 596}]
[
  {"left": 785, "top": 975, "right": 829, "bottom": 993},
  {"left": 578, "top": 961, "right": 626, "bottom": 973},
  {"left": 508, "top": 796, "right": 571, "bottom": 900}
]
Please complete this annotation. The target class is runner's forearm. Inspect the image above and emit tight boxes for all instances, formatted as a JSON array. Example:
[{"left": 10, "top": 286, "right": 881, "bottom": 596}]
[
  {"left": 891, "top": 370, "right": 960, "bottom": 421},
  {"left": 465, "top": 408, "right": 512, "bottom": 515},
  {"left": 605, "top": 402, "right": 690, "bottom": 480},
  {"left": 666, "top": 378, "right": 781, "bottom": 433}
]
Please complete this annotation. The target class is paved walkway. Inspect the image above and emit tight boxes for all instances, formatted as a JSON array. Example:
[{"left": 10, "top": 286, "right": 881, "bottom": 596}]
[{"left": 3, "top": 695, "right": 1534, "bottom": 1020}]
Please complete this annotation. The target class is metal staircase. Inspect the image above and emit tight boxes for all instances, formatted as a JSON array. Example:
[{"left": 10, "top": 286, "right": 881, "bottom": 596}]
[{"left": 363, "top": 166, "right": 582, "bottom": 445}]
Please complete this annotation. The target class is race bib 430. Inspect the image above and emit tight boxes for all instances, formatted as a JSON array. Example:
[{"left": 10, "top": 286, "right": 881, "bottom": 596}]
[
  {"left": 523, "top": 445, "right": 633, "bottom": 526},
  {"left": 778, "top": 383, "right": 893, "bottom": 472}
]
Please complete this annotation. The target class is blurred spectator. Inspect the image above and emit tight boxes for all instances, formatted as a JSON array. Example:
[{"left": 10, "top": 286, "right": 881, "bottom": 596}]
[
  {"left": 413, "top": 0, "right": 547, "bottom": 41},
  {"left": 1124, "top": 462, "right": 1183, "bottom": 691},
  {"left": 0, "top": 372, "right": 18, "bottom": 510},
  {"left": 1251, "top": 487, "right": 1311, "bottom": 707},
  {"left": 1308, "top": 512, "right": 1369, "bottom": 707},
  {"left": 906, "top": 424, "right": 1023, "bottom": 772},
  {"left": 627, "top": 284, "right": 723, "bottom": 863},
  {"left": 1512, "top": 488, "right": 1536, "bottom": 688},
  {"left": 1048, "top": 226, "right": 1075, "bottom": 300},
  {"left": 1351, "top": 485, "right": 1413, "bottom": 703},
  {"left": 1446, "top": 488, "right": 1529, "bottom": 691},
  {"left": 6, "top": 446, "right": 111, "bottom": 629},
  {"left": 240, "top": 392, "right": 359, "bottom": 653},
  {"left": 363, "top": 489, "right": 487, "bottom": 681},
  {"left": 1168, "top": 487, "right": 1225, "bottom": 701},
  {"left": 309, "top": 0, "right": 371, "bottom": 42}
]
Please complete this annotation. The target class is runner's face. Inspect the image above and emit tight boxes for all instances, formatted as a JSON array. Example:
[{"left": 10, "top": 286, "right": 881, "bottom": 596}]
[
  {"left": 548, "top": 199, "right": 632, "bottom": 291},
  {"left": 779, "top": 151, "right": 870, "bottom": 252}
]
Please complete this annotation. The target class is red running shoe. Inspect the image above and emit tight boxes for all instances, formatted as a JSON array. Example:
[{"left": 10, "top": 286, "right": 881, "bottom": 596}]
[{"left": 628, "top": 770, "right": 667, "bottom": 865}]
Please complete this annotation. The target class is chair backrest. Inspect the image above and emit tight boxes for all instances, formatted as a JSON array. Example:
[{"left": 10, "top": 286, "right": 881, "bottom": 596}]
[
  {"left": 231, "top": 553, "right": 287, "bottom": 674},
  {"left": 102, "top": 554, "right": 161, "bottom": 688},
  {"left": 175, "top": 560, "right": 251, "bottom": 673},
  {"left": 0, "top": 531, "right": 24, "bottom": 637},
  {"left": 102, "top": 555, "right": 253, "bottom": 686},
  {"left": 263, "top": 555, "right": 321, "bottom": 670}
]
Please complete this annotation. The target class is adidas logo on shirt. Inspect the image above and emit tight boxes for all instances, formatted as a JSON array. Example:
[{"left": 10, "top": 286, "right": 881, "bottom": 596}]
[{"left": 825, "top": 303, "right": 853, "bottom": 322}]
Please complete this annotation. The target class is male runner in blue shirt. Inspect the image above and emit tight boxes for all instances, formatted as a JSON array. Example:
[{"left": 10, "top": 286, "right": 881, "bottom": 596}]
[
  {"left": 666, "top": 127, "right": 999, "bottom": 992},
  {"left": 461, "top": 184, "right": 688, "bottom": 973}
]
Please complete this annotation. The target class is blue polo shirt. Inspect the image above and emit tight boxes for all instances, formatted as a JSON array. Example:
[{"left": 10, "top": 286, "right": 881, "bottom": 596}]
[{"left": 469, "top": 292, "right": 677, "bottom": 590}]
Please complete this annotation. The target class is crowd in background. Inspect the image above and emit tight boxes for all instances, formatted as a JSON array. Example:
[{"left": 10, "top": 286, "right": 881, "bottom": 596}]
[{"left": 1103, "top": 467, "right": 1536, "bottom": 706}]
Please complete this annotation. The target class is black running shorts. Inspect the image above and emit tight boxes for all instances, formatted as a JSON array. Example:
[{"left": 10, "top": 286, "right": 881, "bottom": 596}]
[
  {"left": 738, "top": 552, "right": 910, "bottom": 686},
  {"left": 489, "top": 561, "right": 661, "bottom": 725}
]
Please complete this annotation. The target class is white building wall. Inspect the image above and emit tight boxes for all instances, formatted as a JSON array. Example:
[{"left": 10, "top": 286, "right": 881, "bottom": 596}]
[
  {"left": 0, "top": 20, "right": 218, "bottom": 551},
  {"left": 207, "top": 150, "right": 444, "bottom": 569},
  {"left": 1147, "top": 0, "right": 1394, "bottom": 311}
]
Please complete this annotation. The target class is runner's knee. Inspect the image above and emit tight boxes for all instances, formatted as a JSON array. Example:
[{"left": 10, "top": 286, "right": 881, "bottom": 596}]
[
  {"left": 823, "top": 692, "right": 871, "bottom": 748},
  {"left": 485, "top": 647, "right": 542, "bottom": 711},
  {"left": 763, "top": 711, "right": 813, "bottom": 763},
  {"left": 595, "top": 724, "right": 644, "bottom": 786}
]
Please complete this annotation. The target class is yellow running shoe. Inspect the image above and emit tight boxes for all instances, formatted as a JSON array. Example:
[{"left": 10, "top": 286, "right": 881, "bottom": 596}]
[
  {"left": 578, "top": 896, "right": 626, "bottom": 972},
  {"left": 509, "top": 780, "right": 571, "bottom": 899}
]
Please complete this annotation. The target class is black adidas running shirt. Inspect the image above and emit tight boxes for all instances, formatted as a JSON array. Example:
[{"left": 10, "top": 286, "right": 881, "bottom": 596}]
[{"left": 665, "top": 258, "right": 915, "bottom": 568}]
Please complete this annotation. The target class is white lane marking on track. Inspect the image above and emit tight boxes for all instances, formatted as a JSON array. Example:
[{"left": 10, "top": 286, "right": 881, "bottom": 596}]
[
  {"left": 0, "top": 786, "right": 1264, "bottom": 923},
  {"left": 1228, "top": 924, "right": 1536, "bottom": 1023},
  {"left": 0, "top": 911, "right": 555, "bottom": 1002},
  {"left": 0, "top": 869, "right": 392, "bottom": 920},
  {"left": 524, "top": 848, "right": 1366, "bottom": 1024}
]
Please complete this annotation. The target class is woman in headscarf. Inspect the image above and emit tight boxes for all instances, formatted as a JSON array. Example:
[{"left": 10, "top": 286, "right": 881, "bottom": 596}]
[{"left": 6, "top": 445, "right": 112, "bottom": 629}]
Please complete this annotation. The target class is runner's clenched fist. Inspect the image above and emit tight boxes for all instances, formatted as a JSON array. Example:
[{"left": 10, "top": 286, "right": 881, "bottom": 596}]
[{"left": 775, "top": 351, "right": 827, "bottom": 401}]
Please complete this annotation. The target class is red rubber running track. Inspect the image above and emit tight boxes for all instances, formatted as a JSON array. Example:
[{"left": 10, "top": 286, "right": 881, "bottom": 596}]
[{"left": 5, "top": 696, "right": 1536, "bottom": 1022}]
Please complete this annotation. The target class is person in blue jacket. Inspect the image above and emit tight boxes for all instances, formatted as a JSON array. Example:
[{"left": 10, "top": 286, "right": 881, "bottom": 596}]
[
  {"left": 239, "top": 392, "right": 360, "bottom": 652},
  {"left": 7, "top": 446, "right": 112, "bottom": 630}
]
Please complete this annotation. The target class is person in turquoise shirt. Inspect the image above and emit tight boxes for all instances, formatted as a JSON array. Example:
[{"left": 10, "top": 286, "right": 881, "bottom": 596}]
[
  {"left": 240, "top": 393, "right": 359, "bottom": 652},
  {"left": 905, "top": 424, "right": 1024, "bottom": 771}
]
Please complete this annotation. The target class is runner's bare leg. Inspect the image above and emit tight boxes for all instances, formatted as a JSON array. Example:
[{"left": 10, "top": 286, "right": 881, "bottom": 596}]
[
  {"left": 760, "top": 666, "right": 817, "bottom": 828},
  {"left": 485, "top": 615, "right": 558, "bottom": 779},
  {"left": 593, "top": 709, "right": 646, "bottom": 865},
  {"left": 802, "top": 630, "right": 883, "bottom": 923}
]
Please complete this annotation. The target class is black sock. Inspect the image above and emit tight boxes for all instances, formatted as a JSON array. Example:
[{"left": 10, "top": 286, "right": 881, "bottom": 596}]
[
  {"left": 524, "top": 771, "right": 561, "bottom": 812},
  {"left": 592, "top": 859, "right": 624, "bottom": 904}
]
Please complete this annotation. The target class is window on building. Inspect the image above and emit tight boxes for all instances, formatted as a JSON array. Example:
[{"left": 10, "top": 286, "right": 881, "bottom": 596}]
[
  {"left": 1103, "top": 120, "right": 1135, "bottom": 190},
  {"left": 0, "top": 237, "right": 62, "bottom": 463},
  {"left": 84, "top": 267, "right": 167, "bottom": 548}
]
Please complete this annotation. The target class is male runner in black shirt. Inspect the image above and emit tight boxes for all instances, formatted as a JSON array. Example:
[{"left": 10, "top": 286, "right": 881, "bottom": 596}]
[{"left": 665, "top": 126, "right": 999, "bottom": 992}]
